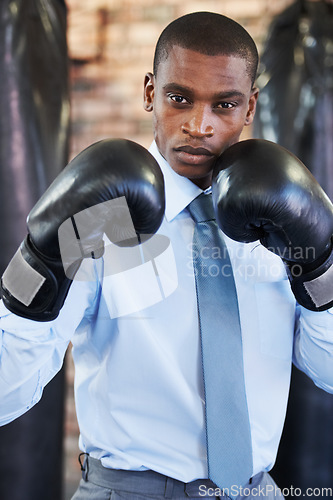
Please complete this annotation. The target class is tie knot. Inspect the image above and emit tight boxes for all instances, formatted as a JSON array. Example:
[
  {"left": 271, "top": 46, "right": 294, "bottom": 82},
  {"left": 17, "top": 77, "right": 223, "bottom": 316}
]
[{"left": 187, "top": 193, "right": 215, "bottom": 223}]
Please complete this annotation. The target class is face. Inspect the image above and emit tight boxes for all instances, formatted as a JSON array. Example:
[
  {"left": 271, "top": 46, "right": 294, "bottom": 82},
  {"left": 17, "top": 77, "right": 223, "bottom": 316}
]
[{"left": 144, "top": 46, "right": 258, "bottom": 189}]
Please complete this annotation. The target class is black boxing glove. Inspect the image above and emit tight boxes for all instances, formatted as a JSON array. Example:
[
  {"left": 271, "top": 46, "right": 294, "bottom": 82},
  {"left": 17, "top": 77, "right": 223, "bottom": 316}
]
[
  {"left": 212, "top": 139, "right": 333, "bottom": 311},
  {"left": 0, "top": 139, "right": 165, "bottom": 321}
]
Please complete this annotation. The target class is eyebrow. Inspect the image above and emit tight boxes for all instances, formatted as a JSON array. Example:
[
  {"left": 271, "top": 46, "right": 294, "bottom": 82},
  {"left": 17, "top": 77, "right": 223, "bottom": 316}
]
[{"left": 162, "top": 83, "right": 246, "bottom": 100}]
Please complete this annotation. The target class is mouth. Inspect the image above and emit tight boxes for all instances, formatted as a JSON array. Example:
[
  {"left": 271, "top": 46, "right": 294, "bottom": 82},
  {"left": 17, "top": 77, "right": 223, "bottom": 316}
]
[{"left": 174, "top": 145, "right": 215, "bottom": 165}]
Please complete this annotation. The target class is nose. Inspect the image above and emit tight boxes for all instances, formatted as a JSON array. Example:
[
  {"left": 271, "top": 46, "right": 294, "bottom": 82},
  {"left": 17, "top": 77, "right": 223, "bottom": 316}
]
[{"left": 181, "top": 105, "right": 214, "bottom": 138}]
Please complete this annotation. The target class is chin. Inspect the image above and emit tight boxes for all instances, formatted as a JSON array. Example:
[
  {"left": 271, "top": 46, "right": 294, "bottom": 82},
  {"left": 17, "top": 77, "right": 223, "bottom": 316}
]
[{"left": 178, "top": 166, "right": 212, "bottom": 189}]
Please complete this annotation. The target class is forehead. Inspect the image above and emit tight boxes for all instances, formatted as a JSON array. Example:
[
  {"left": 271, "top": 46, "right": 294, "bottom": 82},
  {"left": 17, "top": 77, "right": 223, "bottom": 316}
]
[{"left": 155, "top": 45, "right": 252, "bottom": 94}]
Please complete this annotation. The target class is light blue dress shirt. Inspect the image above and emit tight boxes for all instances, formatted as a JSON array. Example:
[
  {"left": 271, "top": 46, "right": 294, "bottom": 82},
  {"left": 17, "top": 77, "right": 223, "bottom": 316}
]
[{"left": 1, "top": 141, "right": 333, "bottom": 483}]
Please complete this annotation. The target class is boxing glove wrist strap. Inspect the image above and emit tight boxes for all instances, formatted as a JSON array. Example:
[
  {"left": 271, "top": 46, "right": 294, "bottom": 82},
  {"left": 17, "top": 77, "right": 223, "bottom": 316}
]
[
  {"left": 286, "top": 238, "right": 333, "bottom": 311},
  {"left": 0, "top": 236, "right": 72, "bottom": 321}
]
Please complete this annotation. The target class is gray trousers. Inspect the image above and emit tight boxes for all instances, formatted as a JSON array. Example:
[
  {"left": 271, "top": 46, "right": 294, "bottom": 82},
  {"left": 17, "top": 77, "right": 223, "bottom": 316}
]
[{"left": 71, "top": 455, "right": 285, "bottom": 500}]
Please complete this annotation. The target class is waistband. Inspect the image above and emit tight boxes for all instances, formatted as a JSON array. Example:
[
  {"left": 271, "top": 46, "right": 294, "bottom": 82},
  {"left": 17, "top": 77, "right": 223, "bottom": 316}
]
[{"left": 79, "top": 454, "right": 259, "bottom": 498}]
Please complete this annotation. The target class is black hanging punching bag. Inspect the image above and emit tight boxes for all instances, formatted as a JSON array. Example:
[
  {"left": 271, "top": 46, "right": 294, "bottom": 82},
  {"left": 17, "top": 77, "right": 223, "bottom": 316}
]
[
  {"left": 254, "top": 0, "right": 333, "bottom": 490},
  {"left": 0, "top": 1, "right": 70, "bottom": 499},
  {"left": 254, "top": 0, "right": 333, "bottom": 199}
]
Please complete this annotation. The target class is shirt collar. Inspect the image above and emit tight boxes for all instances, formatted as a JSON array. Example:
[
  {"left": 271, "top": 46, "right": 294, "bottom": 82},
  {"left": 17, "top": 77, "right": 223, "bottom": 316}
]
[{"left": 149, "top": 141, "right": 204, "bottom": 222}]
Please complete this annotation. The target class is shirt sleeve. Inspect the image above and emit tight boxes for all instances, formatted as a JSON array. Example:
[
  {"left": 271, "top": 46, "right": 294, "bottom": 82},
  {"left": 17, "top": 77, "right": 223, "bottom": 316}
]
[
  {"left": 0, "top": 259, "right": 101, "bottom": 425},
  {"left": 293, "top": 305, "right": 333, "bottom": 393}
]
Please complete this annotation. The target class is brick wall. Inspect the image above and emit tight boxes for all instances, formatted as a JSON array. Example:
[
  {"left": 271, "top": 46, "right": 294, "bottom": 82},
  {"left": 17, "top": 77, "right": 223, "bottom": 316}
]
[{"left": 63, "top": 1, "right": 294, "bottom": 497}]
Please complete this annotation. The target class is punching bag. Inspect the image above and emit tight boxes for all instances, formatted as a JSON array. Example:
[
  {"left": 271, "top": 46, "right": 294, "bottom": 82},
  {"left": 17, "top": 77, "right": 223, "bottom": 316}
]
[
  {"left": 0, "top": 1, "right": 70, "bottom": 499},
  {"left": 254, "top": 0, "right": 333, "bottom": 490}
]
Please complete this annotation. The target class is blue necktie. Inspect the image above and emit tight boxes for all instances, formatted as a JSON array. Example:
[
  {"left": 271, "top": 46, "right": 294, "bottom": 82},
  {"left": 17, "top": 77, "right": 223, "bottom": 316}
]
[{"left": 187, "top": 192, "right": 253, "bottom": 495}]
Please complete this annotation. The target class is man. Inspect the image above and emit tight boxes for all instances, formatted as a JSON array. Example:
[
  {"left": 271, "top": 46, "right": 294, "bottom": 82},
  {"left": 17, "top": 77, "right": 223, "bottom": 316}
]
[{"left": 0, "top": 12, "right": 332, "bottom": 500}]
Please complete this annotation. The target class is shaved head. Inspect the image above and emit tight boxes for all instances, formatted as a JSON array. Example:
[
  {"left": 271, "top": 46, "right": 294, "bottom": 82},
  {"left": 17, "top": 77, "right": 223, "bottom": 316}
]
[{"left": 153, "top": 12, "right": 259, "bottom": 87}]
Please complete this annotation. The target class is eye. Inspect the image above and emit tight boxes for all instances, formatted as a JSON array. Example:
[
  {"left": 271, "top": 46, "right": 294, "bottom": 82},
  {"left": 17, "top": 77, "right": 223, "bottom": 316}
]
[
  {"left": 216, "top": 101, "right": 237, "bottom": 109},
  {"left": 168, "top": 93, "right": 190, "bottom": 105}
]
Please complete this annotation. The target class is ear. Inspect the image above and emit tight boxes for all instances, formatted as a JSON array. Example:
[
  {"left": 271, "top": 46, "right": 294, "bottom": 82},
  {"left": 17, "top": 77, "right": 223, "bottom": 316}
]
[
  {"left": 244, "top": 88, "right": 259, "bottom": 126},
  {"left": 143, "top": 72, "right": 155, "bottom": 112}
]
